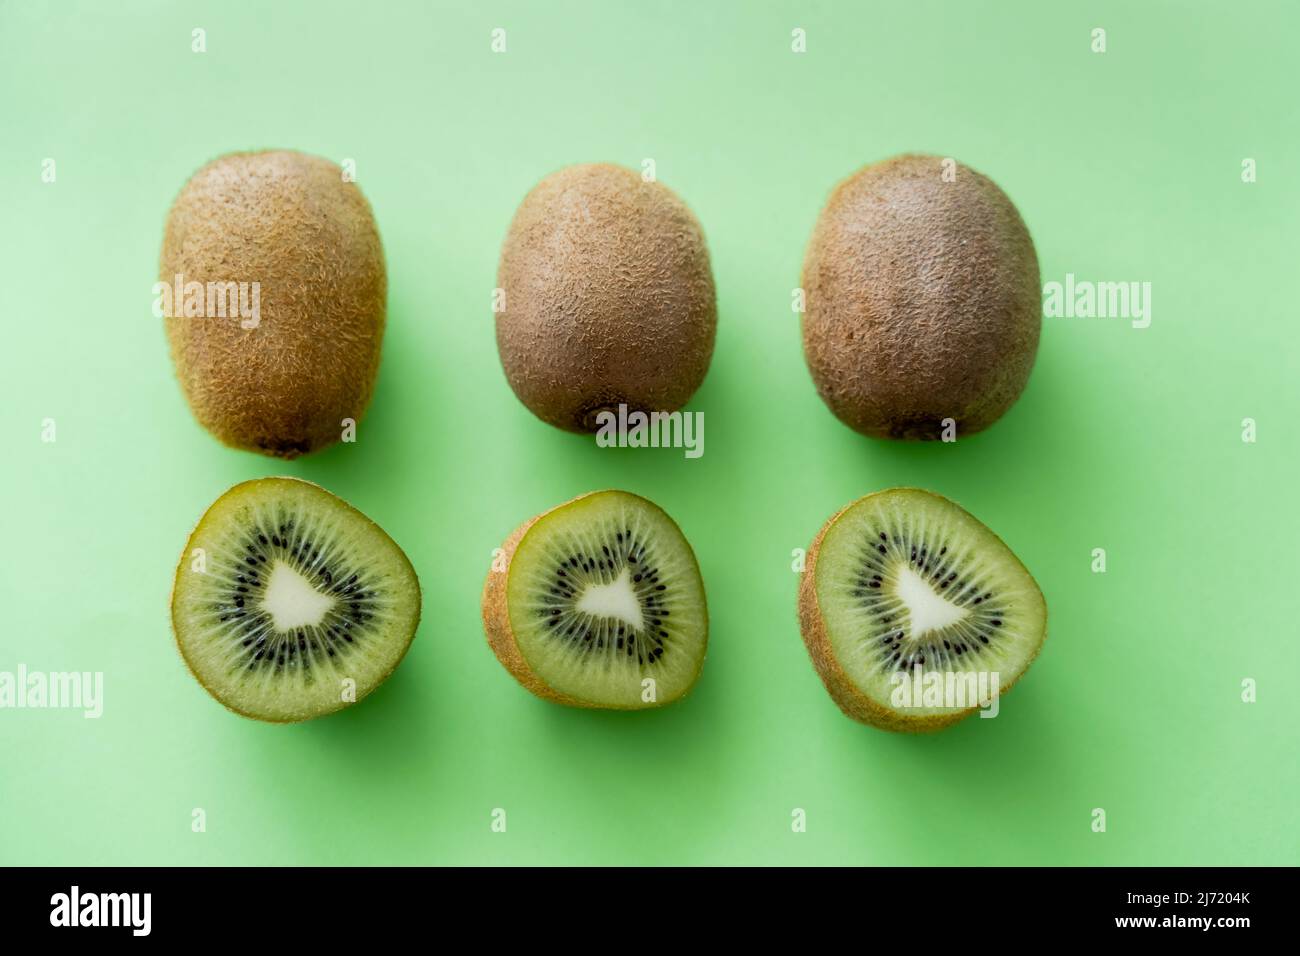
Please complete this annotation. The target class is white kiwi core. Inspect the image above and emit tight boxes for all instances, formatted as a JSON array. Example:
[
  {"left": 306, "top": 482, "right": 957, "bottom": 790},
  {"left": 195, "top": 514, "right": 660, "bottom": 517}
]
[
  {"left": 575, "top": 566, "right": 645, "bottom": 631},
  {"left": 894, "top": 564, "right": 967, "bottom": 636},
  {"left": 260, "top": 560, "right": 335, "bottom": 630}
]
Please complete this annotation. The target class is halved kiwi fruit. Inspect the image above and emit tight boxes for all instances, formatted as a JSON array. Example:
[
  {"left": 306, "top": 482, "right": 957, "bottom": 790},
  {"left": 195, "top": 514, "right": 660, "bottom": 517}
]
[
  {"left": 798, "top": 488, "right": 1046, "bottom": 732},
  {"left": 170, "top": 477, "right": 421, "bottom": 723},
  {"left": 482, "top": 490, "right": 708, "bottom": 709}
]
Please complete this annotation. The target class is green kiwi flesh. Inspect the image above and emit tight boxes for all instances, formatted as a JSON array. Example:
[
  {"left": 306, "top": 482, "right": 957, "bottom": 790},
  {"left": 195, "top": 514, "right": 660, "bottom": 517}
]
[
  {"left": 801, "top": 154, "right": 1040, "bottom": 439},
  {"left": 171, "top": 477, "right": 421, "bottom": 722},
  {"left": 160, "top": 150, "right": 387, "bottom": 458},
  {"left": 495, "top": 163, "right": 717, "bottom": 432},
  {"left": 799, "top": 488, "right": 1046, "bottom": 731},
  {"left": 483, "top": 490, "right": 708, "bottom": 708}
]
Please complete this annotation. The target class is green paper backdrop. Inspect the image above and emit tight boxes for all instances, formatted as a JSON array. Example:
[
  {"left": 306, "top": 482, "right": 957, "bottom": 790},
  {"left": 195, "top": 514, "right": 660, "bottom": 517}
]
[{"left": 2, "top": 0, "right": 1296, "bottom": 866}]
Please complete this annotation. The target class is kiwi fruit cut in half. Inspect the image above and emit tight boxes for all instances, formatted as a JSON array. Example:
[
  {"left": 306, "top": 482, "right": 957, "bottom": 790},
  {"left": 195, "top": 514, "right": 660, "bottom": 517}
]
[
  {"left": 482, "top": 490, "right": 708, "bottom": 709},
  {"left": 801, "top": 154, "right": 1040, "bottom": 439},
  {"left": 798, "top": 488, "right": 1046, "bottom": 732},
  {"left": 495, "top": 163, "right": 717, "bottom": 432},
  {"left": 170, "top": 477, "right": 421, "bottom": 723},
  {"left": 160, "top": 150, "right": 386, "bottom": 458}
]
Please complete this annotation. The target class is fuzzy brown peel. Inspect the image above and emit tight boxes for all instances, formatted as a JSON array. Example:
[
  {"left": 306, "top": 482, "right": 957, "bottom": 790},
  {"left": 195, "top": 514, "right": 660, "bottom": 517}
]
[
  {"left": 801, "top": 154, "right": 1040, "bottom": 440},
  {"left": 160, "top": 150, "right": 387, "bottom": 458},
  {"left": 495, "top": 163, "right": 717, "bottom": 432},
  {"left": 481, "top": 506, "right": 588, "bottom": 708}
]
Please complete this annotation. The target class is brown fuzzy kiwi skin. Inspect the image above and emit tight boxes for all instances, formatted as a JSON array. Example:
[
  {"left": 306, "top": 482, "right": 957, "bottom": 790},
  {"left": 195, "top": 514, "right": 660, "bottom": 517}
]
[
  {"left": 481, "top": 490, "right": 709, "bottom": 710},
  {"left": 796, "top": 489, "right": 1047, "bottom": 733},
  {"left": 169, "top": 476, "right": 421, "bottom": 724},
  {"left": 160, "top": 150, "right": 387, "bottom": 459},
  {"left": 495, "top": 163, "right": 717, "bottom": 433},
  {"left": 481, "top": 509, "right": 584, "bottom": 707},
  {"left": 801, "top": 154, "right": 1041, "bottom": 440}
]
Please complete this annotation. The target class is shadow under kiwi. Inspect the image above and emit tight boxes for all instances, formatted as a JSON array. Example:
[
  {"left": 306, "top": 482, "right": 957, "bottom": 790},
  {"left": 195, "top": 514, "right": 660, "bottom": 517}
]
[
  {"left": 525, "top": 659, "right": 732, "bottom": 799},
  {"left": 823, "top": 666, "right": 1078, "bottom": 865},
  {"left": 842, "top": 342, "right": 1084, "bottom": 501},
  {"left": 279, "top": 321, "right": 431, "bottom": 498},
  {"left": 238, "top": 643, "right": 441, "bottom": 776}
]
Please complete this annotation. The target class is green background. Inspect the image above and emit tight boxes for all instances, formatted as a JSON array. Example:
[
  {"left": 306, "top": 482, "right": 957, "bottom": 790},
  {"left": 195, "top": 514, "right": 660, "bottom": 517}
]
[{"left": 2, "top": 0, "right": 1296, "bottom": 866}]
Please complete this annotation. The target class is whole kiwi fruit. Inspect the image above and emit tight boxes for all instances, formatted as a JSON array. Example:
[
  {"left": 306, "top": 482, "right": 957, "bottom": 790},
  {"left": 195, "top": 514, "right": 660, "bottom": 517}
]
[
  {"left": 801, "top": 154, "right": 1040, "bottom": 440},
  {"left": 160, "top": 150, "right": 386, "bottom": 458},
  {"left": 495, "top": 163, "right": 717, "bottom": 432}
]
